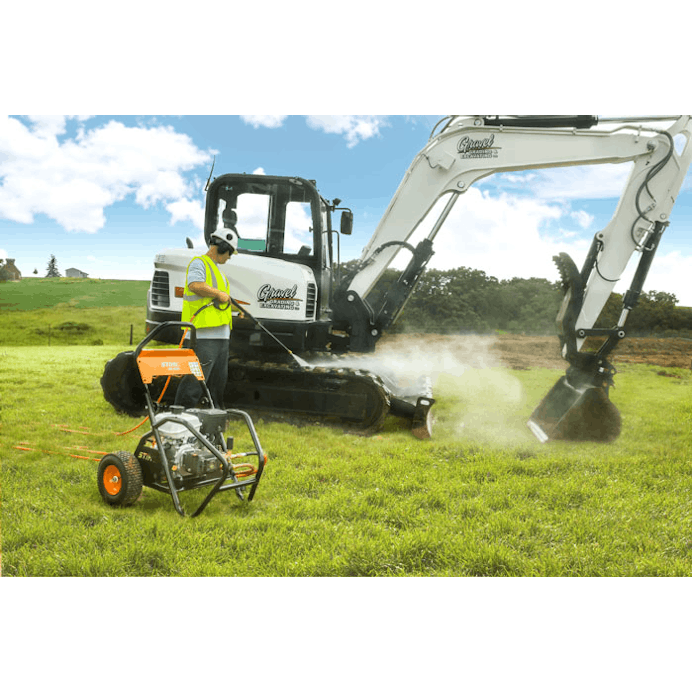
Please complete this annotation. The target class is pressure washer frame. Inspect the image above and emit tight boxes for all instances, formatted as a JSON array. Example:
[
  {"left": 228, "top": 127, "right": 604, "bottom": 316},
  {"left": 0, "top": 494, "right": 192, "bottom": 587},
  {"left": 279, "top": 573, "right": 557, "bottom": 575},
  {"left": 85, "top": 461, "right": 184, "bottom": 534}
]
[{"left": 101, "top": 321, "right": 265, "bottom": 517}]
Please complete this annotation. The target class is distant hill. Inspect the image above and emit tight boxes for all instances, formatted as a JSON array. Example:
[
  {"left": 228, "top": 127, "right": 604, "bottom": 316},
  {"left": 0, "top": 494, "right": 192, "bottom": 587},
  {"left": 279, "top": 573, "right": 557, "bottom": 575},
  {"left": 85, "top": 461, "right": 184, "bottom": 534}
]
[{"left": 0, "top": 277, "right": 150, "bottom": 311}]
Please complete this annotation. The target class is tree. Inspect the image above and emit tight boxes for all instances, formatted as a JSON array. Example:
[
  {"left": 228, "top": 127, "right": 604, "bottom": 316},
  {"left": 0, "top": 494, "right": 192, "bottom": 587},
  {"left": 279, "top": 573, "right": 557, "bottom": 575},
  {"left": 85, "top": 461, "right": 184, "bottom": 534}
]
[
  {"left": 595, "top": 289, "right": 681, "bottom": 336},
  {"left": 46, "top": 255, "right": 61, "bottom": 278}
]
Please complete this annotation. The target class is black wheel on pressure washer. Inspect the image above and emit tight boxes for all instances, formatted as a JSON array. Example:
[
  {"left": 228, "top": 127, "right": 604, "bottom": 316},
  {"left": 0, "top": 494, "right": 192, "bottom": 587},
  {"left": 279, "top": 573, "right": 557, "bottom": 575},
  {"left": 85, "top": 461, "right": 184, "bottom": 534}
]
[{"left": 97, "top": 451, "right": 143, "bottom": 507}]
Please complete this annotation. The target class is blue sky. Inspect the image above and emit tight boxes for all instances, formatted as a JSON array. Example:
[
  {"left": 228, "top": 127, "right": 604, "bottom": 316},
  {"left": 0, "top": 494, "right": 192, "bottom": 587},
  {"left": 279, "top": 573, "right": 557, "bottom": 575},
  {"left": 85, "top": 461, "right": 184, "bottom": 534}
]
[{"left": 2, "top": 114, "right": 692, "bottom": 305}]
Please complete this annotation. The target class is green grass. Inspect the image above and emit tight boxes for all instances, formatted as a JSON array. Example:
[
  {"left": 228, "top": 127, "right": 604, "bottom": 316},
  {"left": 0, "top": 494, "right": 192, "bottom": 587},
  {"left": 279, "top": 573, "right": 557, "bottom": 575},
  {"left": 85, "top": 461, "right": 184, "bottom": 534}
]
[
  {"left": 2, "top": 343, "right": 690, "bottom": 577},
  {"left": 0, "top": 277, "right": 150, "bottom": 347},
  {"left": 0, "top": 276, "right": 150, "bottom": 311},
  {"left": 0, "top": 305, "right": 147, "bottom": 347},
  {"left": 2, "top": 279, "right": 691, "bottom": 576}
]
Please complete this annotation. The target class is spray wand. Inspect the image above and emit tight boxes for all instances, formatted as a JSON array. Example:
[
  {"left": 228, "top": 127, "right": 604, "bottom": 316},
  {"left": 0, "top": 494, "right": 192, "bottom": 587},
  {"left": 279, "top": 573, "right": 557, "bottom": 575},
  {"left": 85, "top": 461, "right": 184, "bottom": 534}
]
[{"left": 229, "top": 297, "right": 311, "bottom": 369}]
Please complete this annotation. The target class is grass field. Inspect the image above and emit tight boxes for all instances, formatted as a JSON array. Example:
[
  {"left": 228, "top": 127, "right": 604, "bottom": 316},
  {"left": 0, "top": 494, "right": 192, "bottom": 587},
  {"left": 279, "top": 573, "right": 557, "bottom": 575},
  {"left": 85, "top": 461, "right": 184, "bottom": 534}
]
[
  {"left": 0, "top": 277, "right": 149, "bottom": 347},
  {"left": 0, "top": 276, "right": 150, "bottom": 311},
  {"left": 2, "top": 343, "right": 690, "bottom": 576},
  {"left": 1, "top": 279, "right": 691, "bottom": 577}
]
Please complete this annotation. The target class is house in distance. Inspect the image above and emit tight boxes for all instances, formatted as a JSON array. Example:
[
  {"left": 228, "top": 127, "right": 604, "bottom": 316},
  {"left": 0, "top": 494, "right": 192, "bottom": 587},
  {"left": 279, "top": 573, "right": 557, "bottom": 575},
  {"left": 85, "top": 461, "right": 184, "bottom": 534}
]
[{"left": 0, "top": 258, "right": 22, "bottom": 282}]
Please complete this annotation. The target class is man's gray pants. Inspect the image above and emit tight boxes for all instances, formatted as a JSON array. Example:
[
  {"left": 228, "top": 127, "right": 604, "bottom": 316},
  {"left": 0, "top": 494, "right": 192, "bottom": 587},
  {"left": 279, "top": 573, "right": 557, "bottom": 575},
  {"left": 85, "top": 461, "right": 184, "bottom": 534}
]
[{"left": 174, "top": 338, "right": 230, "bottom": 409}]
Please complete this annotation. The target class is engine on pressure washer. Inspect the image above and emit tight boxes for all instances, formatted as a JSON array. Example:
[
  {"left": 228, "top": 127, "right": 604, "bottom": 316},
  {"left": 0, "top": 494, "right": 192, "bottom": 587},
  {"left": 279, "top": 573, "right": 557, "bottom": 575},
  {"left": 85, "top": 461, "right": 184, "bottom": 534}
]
[{"left": 151, "top": 406, "right": 230, "bottom": 483}]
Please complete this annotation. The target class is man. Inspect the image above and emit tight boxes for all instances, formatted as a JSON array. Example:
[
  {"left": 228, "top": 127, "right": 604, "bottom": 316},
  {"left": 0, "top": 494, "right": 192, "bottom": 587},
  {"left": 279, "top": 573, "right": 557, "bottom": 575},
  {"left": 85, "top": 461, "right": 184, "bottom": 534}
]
[{"left": 174, "top": 227, "right": 239, "bottom": 410}]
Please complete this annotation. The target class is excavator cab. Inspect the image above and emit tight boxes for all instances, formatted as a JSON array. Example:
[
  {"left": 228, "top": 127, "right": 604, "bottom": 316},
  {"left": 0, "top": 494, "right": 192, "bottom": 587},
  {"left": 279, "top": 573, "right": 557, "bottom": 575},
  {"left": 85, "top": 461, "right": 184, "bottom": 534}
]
[
  {"left": 209, "top": 176, "right": 321, "bottom": 259},
  {"left": 205, "top": 174, "right": 339, "bottom": 326}
]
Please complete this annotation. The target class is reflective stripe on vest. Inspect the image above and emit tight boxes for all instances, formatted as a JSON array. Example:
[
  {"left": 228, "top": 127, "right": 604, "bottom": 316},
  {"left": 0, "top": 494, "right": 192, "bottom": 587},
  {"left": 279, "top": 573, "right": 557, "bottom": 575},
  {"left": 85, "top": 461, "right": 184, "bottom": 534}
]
[{"left": 181, "top": 255, "right": 233, "bottom": 330}]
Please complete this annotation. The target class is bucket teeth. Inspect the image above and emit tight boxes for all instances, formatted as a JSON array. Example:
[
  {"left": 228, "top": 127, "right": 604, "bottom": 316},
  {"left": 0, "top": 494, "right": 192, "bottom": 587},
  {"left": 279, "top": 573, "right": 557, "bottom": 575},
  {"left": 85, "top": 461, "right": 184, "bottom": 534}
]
[
  {"left": 553, "top": 252, "right": 581, "bottom": 293},
  {"left": 553, "top": 252, "right": 586, "bottom": 359}
]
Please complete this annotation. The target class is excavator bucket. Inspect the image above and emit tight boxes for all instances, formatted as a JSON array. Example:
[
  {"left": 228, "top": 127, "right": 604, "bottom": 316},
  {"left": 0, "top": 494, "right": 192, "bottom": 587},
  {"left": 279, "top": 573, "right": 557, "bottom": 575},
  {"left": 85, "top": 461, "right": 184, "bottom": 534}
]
[
  {"left": 529, "top": 250, "right": 621, "bottom": 444},
  {"left": 528, "top": 376, "right": 621, "bottom": 443}
]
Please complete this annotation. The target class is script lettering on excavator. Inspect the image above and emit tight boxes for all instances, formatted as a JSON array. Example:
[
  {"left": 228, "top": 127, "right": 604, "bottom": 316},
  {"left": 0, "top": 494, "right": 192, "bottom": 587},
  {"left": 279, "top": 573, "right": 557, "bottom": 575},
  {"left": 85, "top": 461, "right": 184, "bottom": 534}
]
[
  {"left": 457, "top": 134, "right": 500, "bottom": 159},
  {"left": 257, "top": 283, "right": 301, "bottom": 310},
  {"left": 257, "top": 284, "right": 300, "bottom": 302}
]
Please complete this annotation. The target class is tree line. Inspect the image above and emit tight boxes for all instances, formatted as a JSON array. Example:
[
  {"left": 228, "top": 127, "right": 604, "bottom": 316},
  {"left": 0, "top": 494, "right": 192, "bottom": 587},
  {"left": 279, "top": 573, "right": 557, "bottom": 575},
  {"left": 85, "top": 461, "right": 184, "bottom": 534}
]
[{"left": 357, "top": 264, "right": 692, "bottom": 338}]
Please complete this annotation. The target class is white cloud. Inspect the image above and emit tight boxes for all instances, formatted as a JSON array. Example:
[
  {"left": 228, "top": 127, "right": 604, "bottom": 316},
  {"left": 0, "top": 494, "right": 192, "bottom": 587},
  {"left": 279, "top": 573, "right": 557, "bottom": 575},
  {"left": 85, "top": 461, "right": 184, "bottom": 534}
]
[
  {"left": 166, "top": 198, "right": 205, "bottom": 230},
  {"left": 239, "top": 115, "right": 390, "bottom": 147},
  {"left": 491, "top": 163, "right": 633, "bottom": 202},
  {"left": 531, "top": 164, "right": 633, "bottom": 200},
  {"left": 570, "top": 209, "right": 594, "bottom": 229},
  {"left": 241, "top": 115, "right": 288, "bottom": 129},
  {"left": 306, "top": 115, "right": 389, "bottom": 147},
  {"left": 414, "top": 189, "right": 587, "bottom": 281},
  {"left": 20, "top": 115, "right": 94, "bottom": 140},
  {"left": 284, "top": 203, "right": 313, "bottom": 252},
  {"left": 0, "top": 116, "right": 212, "bottom": 233}
]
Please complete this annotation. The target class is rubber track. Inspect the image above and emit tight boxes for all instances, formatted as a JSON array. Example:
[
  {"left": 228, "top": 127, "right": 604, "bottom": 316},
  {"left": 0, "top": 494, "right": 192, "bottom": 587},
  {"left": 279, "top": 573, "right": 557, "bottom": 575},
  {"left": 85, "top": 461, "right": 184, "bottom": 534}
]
[{"left": 225, "top": 357, "right": 392, "bottom": 433}]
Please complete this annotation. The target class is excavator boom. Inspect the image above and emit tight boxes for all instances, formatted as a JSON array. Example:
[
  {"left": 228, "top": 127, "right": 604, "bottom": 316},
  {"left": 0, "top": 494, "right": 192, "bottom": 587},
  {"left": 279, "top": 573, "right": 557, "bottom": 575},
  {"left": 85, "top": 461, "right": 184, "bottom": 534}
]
[{"left": 344, "top": 116, "right": 690, "bottom": 308}]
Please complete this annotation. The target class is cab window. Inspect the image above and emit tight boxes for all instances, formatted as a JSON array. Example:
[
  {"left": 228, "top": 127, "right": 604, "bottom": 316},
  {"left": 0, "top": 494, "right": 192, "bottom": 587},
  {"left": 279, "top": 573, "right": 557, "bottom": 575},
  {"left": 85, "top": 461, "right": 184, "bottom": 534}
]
[{"left": 218, "top": 193, "right": 314, "bottom": 257}]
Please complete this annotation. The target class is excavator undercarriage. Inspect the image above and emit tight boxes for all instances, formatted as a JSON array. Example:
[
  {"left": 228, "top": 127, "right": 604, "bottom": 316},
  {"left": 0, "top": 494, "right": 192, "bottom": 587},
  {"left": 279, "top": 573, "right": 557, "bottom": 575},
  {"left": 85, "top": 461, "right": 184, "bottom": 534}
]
[
  {"left": 101, "top": 349, "right": 435, "bottom": 438},
  {"left": 224, "top": 356, "right": 434, "bottom": 438}
]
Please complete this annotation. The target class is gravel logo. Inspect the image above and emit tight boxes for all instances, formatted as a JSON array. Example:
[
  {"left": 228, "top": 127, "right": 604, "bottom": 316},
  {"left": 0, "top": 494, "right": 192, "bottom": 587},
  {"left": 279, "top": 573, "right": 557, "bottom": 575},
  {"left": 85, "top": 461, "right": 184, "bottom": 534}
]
[
  {"left": 257, "top": 284, "right": 302, "bottom": 311},
  {"left": 457, "top": 133, "right": 500, "bottom": 159}
]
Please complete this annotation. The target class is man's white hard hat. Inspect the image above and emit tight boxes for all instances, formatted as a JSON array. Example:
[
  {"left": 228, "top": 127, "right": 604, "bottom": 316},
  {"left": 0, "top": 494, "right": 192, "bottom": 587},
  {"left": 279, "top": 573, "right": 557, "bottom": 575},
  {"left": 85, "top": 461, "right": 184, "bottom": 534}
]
[{"left": 210, "top": 228, "right": 239, "bottom": 254}]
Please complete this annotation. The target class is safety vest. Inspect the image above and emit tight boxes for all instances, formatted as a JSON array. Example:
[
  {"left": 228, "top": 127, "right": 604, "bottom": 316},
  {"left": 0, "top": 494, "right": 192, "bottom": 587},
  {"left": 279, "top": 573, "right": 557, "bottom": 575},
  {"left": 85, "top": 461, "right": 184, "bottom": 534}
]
[{"left": 181, "top": 255, "right": 233, "bottom": 330}]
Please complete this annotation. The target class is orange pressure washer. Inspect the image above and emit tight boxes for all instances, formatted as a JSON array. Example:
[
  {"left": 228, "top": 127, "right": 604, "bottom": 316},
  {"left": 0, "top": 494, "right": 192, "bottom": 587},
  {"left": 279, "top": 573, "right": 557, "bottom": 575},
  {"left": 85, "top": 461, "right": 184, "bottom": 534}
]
[{"left": 97, "top": 320, "right": 266, "bottom": 517}]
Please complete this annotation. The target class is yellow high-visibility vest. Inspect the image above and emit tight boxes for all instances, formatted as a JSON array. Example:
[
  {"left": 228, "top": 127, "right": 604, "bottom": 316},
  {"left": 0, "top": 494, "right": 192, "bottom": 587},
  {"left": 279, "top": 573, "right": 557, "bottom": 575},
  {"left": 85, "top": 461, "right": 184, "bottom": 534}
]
[{"left": 181, "top": 255, "right": 233, "bottom": 330}]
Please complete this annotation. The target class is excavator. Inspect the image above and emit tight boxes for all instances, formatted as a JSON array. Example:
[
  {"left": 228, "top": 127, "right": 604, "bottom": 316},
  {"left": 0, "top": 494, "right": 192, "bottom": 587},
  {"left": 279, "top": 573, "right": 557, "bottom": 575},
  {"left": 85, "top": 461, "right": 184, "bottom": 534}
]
[{"left": 102, "top": 115, "right": 692, "bottom": 442}]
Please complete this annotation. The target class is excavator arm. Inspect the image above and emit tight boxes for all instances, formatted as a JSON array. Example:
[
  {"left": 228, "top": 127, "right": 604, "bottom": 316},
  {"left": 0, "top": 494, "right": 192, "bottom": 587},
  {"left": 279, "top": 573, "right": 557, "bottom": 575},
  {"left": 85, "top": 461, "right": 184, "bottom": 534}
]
[{"left": 335, "top": 114, "right": 692, "bottom": 441}]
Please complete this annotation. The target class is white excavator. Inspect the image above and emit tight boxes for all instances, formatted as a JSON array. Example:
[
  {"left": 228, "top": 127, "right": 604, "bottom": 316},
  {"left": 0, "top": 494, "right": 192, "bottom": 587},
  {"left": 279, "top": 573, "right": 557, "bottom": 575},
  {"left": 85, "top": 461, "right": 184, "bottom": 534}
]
[{"left": 102, "top": 115, "right": 692, "bottom": 441}]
